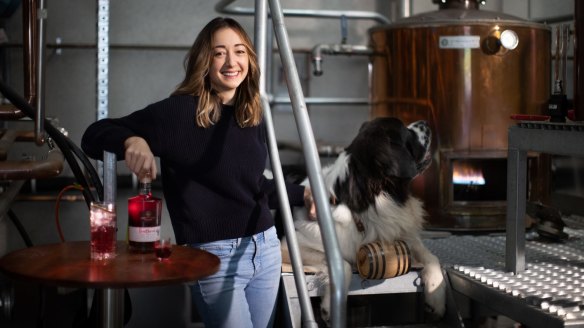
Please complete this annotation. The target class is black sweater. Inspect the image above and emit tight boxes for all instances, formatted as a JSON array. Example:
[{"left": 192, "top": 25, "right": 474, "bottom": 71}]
[{"left": 81, "top": 94, "right": 305, "bottom": 244}]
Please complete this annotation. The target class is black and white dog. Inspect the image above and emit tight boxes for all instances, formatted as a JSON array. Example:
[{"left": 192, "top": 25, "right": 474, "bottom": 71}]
[{"left": 281, "top": 117, "right": 445, "bottom": 323}]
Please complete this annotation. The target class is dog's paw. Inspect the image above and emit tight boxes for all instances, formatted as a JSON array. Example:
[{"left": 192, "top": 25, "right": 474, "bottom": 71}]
[
  {"left": 422, "top": 266, "right": 446, "bottom": 317},
  {"left": 425, "top": 286, "right": 446, "bottom": 319},
  {"left": 319, "top": 287, "right": 332, "bottom": 327},
  {"left": 319, "top": 304, "right": 331, "bottom": 326}
]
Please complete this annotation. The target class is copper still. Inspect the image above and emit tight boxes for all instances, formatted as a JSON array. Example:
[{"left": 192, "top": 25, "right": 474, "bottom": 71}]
[{"left": 369, "top": 0, "right": 551, "bottom": 230}]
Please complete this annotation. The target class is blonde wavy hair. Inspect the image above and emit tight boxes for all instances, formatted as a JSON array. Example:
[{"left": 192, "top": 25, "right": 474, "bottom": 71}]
[{"left": 172, "top": 17, "right": 261, "bottom": 128}]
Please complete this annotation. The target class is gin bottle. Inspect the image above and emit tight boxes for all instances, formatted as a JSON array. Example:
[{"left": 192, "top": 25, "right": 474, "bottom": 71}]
[{"left": 127, "top": 177, "right": 162, "bottom": 253}]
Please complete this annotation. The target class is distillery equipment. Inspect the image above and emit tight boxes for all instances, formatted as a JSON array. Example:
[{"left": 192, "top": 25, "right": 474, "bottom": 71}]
[{"left": 369, "top": 0, "right": 552, "bottom": 230}]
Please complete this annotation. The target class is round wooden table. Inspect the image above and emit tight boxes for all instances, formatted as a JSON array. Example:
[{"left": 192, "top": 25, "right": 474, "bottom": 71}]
[{"left": 0, "top": 241, "right": 219, "bottom": 327}]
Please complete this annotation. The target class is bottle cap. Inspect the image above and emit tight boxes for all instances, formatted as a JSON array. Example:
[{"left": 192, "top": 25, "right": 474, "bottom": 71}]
[{"left": 139, "top": 171, "right": 152, "bottom": 184}]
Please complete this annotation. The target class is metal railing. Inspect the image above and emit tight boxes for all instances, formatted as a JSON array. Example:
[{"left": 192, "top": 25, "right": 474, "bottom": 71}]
[
  {"left": 217, "top": 0, "right": 390, "bottom": 24},
  {"left": 267, "top": 1, "right": 348, "bottom": 326},
  {"left": 251, "top": 1, "right": 318, "bottom": 327}
]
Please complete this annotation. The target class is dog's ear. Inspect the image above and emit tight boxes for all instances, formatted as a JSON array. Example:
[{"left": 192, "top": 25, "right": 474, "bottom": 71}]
[
  {"left": 407, "top": 121, "right": 431, "bottom": 151},
  {"left": 407, "top": 120, "right": 432, "bottom": 175},
  {"left": 350, "top": 118, "right": 426, "bottom": 179},
  {"left": 386, "top": 142, "right": 419, "bottom": 179}
]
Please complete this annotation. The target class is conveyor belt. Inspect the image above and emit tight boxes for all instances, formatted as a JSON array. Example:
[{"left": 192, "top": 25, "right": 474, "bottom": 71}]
[{"left": 424, "top": 215, "right": 584, "bottom": 327}]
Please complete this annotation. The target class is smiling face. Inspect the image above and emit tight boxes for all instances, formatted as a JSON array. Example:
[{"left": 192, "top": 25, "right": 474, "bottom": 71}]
[{"left": 209, "top": 27, "right": 249, "bottom": 105}]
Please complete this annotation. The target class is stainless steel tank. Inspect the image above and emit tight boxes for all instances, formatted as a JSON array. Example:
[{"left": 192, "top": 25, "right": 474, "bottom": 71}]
[{"left": 369, "top": 0, "right": 551, "bottom": 230}]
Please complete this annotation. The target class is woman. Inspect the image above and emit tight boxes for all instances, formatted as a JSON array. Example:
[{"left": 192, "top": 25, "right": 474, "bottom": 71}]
[{"left": 82, "top": 17, "right": 311, "bottom": 328}]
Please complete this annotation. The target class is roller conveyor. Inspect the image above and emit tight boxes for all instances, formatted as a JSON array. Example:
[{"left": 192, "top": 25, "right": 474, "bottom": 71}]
[{"left": 428, "top": 215, "right": 584, "bottom": 328}]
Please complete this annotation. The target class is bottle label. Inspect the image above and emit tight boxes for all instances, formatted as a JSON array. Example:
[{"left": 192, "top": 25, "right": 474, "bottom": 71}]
[{"left": 128, "top": 226, "right": 161, "bottom": 242}]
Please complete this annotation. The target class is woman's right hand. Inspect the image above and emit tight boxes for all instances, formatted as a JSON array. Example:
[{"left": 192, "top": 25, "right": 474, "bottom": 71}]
[
  {"left": 124, "top": 136, "right": 158, "bottom": 181},
  {"left": 304, "top": 187, "right": 317, "bottom": 221}
]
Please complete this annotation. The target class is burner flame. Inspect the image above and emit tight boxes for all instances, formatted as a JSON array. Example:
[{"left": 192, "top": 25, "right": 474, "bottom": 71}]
[{"left": 453, "top": 161, "right": 485, "bottom": 185}]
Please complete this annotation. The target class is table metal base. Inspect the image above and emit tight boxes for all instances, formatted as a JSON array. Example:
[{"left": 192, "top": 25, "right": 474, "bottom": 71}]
[{"left": 98, "top": 288, "right": 124, "bottom": 328}]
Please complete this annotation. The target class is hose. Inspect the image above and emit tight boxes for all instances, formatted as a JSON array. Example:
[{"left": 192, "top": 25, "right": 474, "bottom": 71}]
[{"left": 0, "top": 80, "right": 103, "bottom": 207}]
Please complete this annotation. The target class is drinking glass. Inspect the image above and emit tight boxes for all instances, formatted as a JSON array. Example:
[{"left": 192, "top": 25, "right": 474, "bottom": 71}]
[
  {"left": 89, "top": 202, "right": 117, "bottom": 260},
  {"left": 154, "top": 237, "right": 172, "bottom": 261}
]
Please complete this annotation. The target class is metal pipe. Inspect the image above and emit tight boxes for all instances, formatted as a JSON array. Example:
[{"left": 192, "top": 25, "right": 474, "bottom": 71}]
[
  {"left": 255, "top": 1, "right": 317, "bottom": 325},
  {"left": 268, "top": 0, "right": 346, "bottom": 327},
  {"left": 367, "top": 60, "right": 373, "bottom": 122},
  {"left": 263, "top": 97, "right": 319, "bottom": 327},
  {"left": 311, "top": 43, "right": 373, "bottom": 76},
  {"left": 506, "top": 142, "right": 527, "bottom": 273},
  {"left": 0, "top": 104, "right": 25, "bottom": 120},
  {"left": 98, "top": 288, "right": 124, "bottom": 328},
  {"left": 35, "top": 0, "right": 46, "bottom": 146},
  {"left": 576, "top": 0, "right": 584, "bottom": 121},
  {"left": 3, "top": 42, "right": 192, "bottom": 51},
  {"left": 0, "top": 129, "right": 31, "bottom": 160},
  {"left": 0, "top": 149, "right": 63, "bottom": 180},
  {"left": 216, "top": 0, "right": 390, "bottom": 24},
  {"left": 0, "top": 180, "right": 26, "bottom": 219},
  {"left": 278, "top": 140, "right": 345, "bottom": 157},
  {"left": 254, "top": 0, "right": 268, "bottom": 93},
  {"left": 265, "top": 20, "right": 274, "bottom": 99},
  {"left": 272, "top": 96, "right": 369, "bottom": 106},
  {"left": 22, "top": 0, "right": 37, "bottom": 109},
  {"left": 399, "top": 0, "right": 412, "bottom": 18},
  {"left": 103, "top": 152, "right": 116, "bottom": 204}
]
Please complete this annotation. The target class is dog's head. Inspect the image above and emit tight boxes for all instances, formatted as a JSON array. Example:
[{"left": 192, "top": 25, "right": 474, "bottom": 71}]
[
  {"left": 347, "top": 117, "right": 432, "bottom": 179},
  {"left": 336, "top": 117, "right": 432, "bottom": 210}
]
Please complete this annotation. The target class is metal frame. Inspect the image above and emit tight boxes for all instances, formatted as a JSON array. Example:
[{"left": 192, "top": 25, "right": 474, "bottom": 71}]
[
  {"left": 506, "top": 124, "right": 584, "bottom": 273},
  {"left": 216, "top": 0, "right": 390, "bottom": 24},
  {"left": 96, "top": 2, "right": 123, "bottom": 327},
  {"left": 34, "top": 0, "right": 47, "bottom": 145},
  {"left": 266, "top": 0, "right": 348, "bottom": 325},
  {"left": 252, "top": 1, "right": 318, "bottom": 326},
  {"left": 253, "top": 0, "right": 346, "bottom": 325}
]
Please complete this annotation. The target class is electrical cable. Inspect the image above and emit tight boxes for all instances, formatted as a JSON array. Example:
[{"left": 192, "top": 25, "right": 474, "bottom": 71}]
[
  {"left": 54, "top": 184, "right": 84, "bottom": 242},
  {"left": 65, "top": 138, "right": 104, "bottom": 201},
  {"left": 0, "top": 80, "right": 104, "bottom": 207},
  {"left": 63, "top": 136, "right": 103, "bottom": 202}
]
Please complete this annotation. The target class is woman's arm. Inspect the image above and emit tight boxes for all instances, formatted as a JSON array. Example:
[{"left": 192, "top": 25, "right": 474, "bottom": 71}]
[{"left": 81, "top": 105, "right": 159, "bottom": 179}]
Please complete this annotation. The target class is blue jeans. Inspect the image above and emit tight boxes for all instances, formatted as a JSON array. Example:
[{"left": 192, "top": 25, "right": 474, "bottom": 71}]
[{"left": 189, "top": 226, "right": 282, "bottom": 328}]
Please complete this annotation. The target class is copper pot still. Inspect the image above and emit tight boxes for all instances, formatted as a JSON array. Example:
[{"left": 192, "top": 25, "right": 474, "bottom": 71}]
[{"left": 369, "top": 0, "right": 551, "bottom": 230}]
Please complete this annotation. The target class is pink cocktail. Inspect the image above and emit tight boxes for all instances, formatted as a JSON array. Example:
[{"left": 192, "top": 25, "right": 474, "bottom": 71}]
[{"left": 90, "top": 202, "right": 117, "bottom": 260}]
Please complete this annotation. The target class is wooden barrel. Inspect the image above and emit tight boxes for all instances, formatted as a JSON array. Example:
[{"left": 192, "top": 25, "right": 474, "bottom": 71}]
[{"left": 357, "top": 240, "right": 411, "bottom": 279}]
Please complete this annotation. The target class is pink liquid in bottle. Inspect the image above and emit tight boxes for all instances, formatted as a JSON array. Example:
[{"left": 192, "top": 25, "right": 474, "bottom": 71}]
[{"left": 128, "top": 178, "right": 162, "bottom": 253}]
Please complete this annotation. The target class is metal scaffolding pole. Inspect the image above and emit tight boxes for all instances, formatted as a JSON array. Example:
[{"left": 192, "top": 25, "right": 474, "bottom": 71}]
[
  {"left": 253, "top": 0, "right": 318, "bottom": 326},
  {"left": 267, "top": 0, "right": 347, "bottom": 327}
]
